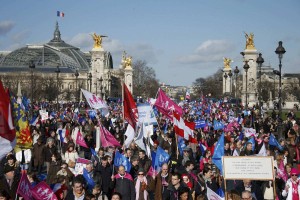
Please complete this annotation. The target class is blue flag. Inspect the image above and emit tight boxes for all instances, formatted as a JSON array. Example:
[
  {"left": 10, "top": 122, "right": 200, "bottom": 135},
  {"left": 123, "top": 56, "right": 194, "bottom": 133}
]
[
  {"left": 90, "top": 148, "right": 97, "bottom": 157},
  {"left": 214, "top": 120, "right": 224, "bottom": 130},
  {"left": 178, "top": 136, "right": 186, "bottom": 156},
  {"left": 83, "top": 168, "right": 95, "bottom": 190},
  {"left": 151, "top": 151, "right": 156, "bottom": 167},
  {"left": 269, "top": 134, "right": 283, "bottom": 151},
  {"left": 238, "top": 132, "right": 244, "bottom": 141},
  {"left": 154, "top": 146, "right": 170, "bottom": 169},
  {"left": 114, "top": 151, "right": 131, "bottom": 172},
  {"left": 212, "top": 133, "right": 224, "bottom": 174},
  {"left": 58, "top": 129, "right": 64, "bottom": 143},
  {"left": 195, "top": 119, "right": 206, "bottom": 129}
]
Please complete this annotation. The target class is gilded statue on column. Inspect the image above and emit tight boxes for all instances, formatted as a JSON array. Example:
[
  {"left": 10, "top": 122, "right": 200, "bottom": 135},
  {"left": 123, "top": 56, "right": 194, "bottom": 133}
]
[
  {"left": 244, "top": 32, "right": 255, "bottom": 50},
  {"left": 91, "top": 33, "right": 107, "bottom": 48},
  {"left": 122, "top": 51, "right": 132, "bottom": 69},
  {"left": 223, "top": 57, "right": 232, "bottom": 69}
]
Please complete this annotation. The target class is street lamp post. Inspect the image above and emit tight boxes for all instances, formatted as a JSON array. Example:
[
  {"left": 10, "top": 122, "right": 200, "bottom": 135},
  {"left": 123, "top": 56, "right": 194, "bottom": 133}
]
[
  {"left": 275, "top": 41, "right": 286, "bottom": 139},
  {"left": 243, "top": 61, "right": 250, "bottom": 109},
  {"left": 55, "top": 66, "right": 60, "bottom": 111},
  {"left": 74, "top": 70, "right": 79, "bottom": 102},
  {"left": 29, "top": 61, "right": 35, "bottom": 117},
  {"left": 224, "top": 73, "right": 228, "bottom": 95},
  {"left": 234, "top": 66, "right": 240, "bottom": 98},
  {"left": 256, "top": 53, "right": 264, "bottom": 117},
  {"left": 98, "top": 77, "right": 103, "bottom": 98},
  {"left": 88, "top": 72, "right": 92, "bottom": 92},
  {"left": 228, "top": 70, "right": 233, "bottom": 96}
]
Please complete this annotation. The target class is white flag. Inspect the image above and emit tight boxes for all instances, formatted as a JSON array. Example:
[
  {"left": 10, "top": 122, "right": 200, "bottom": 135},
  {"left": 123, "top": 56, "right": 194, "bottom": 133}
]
[
  {"left": 124, "top": 124, "right": 135, "bottom": 148},
  {"left": 207, "top": 187, "right": 224, "bottom": 200},
  {"left": 257, "top": 143, "right": 267, "bottom": 156},
  {"left": 81, "top": 89, "right": 108, "bottom": 110}
]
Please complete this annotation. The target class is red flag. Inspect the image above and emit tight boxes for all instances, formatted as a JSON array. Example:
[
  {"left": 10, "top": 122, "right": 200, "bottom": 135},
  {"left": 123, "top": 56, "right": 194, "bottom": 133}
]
[
  {"left": 31, "top": 181, "right": 58, "bottom": 200},
  {"left": 154, "top": 88, "right": 182, "bottom": 120},
  {"left": 0, "top": 80, "right": 15, "bottom": 142},
  {"left": 123, "top": 83, "right": 138, "bottom": 130},
  {"left": 76, "top": 131, "right": 88, "bottom": 148},
  {"left": 173, "top": 112, "right": 197, "bottom": 143},
  {"left": 100, "top": 125, "right": 121, "bottom": 147},
  {"left": 17, "top": 171, "right": 32, "bottom": 200}
]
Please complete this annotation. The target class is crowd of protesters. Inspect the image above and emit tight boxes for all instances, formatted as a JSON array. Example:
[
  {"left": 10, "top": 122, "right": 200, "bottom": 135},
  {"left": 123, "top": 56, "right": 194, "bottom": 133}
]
[{"left": 0, "top": 98, "right": 300, "bottom": 200}]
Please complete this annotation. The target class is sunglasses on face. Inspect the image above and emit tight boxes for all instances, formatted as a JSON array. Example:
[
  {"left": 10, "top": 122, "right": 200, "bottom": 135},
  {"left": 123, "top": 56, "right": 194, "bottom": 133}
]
[
  {"left": 292, "top": 174, "right": 298, "bottom": 176},
  {"left": 138, "top": 173, "right": 144, "bottom": 176}
]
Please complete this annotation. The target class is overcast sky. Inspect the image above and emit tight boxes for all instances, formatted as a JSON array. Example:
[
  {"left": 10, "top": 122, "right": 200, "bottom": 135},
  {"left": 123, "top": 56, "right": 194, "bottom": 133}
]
[{"left": 0, "top": 0, "right": 299, "bottom": 86}]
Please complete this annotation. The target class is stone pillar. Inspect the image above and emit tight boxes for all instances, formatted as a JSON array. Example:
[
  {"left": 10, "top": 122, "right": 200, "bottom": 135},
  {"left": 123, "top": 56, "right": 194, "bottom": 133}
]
[
  {"left": 223, "top": 68, "right": 231, "bottom": 95},
  {"left": 90, "top": 47, "right": 105, "bottom": 94},
  {"left": 124, "top": 66, "right": 133, "bottom": 94},
  {"left": 242, "top": 49, "right": 259, "bottom": 107}
]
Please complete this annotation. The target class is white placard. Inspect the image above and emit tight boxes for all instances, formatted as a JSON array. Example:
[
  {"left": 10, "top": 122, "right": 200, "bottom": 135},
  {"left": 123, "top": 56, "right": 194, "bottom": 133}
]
[{"left": 223, "top": 156, "right": 274, "bottom": 180}]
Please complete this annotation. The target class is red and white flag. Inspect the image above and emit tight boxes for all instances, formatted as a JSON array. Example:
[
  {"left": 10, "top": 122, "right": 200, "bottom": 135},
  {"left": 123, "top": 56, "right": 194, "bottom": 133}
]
[
  {"left": 0, "top": 80, "right": 16, "bottom": 160},
  {"left": 154, "top": 88, "right": 182, "bottom": 120},
  {"left": 31, "top": 181, "right": 58, "bottom": 200},
  {"left": 17, "top": 171, "right": 32, "bottom": 200},
  {"left": 123, "top": 83, "right": 138, "bottom": 130},
  {"left": 100, "top": 125, "right": 121, "bottom": 147},
  {"left": 81, "top": 89, "right": 108, "bottom": 110},
  {"left": 76, "top": 131, "right": 88, "bottom": 148},
  {"left": 173, "top": 112, "right": 196, "bottom": 143}
]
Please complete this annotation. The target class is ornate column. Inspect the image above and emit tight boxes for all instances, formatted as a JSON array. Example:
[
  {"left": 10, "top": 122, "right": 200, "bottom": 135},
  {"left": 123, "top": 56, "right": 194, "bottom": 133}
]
[{"left": 223, "top": 58, "right": 232, "bottom": 95}]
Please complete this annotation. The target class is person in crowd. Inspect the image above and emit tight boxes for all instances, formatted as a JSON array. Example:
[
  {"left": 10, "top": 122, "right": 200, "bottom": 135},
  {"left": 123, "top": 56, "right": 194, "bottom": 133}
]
[
  {"left": 47, "top": 153, "right": 62, "bottom": 185},
  {"left": 84, "top": 133, "right": 95, "bottom": 160},
  {"left": 240, "top": 141, "right": 254, "bottom": 156},
  {"left": 92, "top": 184, "right": 108, "bottom": 200},
  {"left": 64, "top": 143, "right": 79, "bottom": 164},
  {"left": 97, "top": 156, "right": 113, "bottom": 199},
  {"left": 0, "top": 165, "right": 20, "bottom": 199},
  {"left": 130, "top": 156, "right": 140, "bottom": 180},
  {"left": 282, "top": 168, "right": 300, "bottom": 200},
  {"left": 4, "top": 154, "right": 20, "bottom": 176},
  {"left": 56, "top": 162, "right": 74, "bottom": 187},
  {"left": 111, "top": 192, "right": 122, "bottom": 200},
  {"left": 241, "top": 190, "right": 253, "bottom": 200},
  {"left": 32, "top": 137, "right": 45, "bottom": 174},
  {"left": 65, "top": 177, "right": 86, "bottom": 200},
  {"left": 134, "top": 168, "right": 152, "bottom": 200},
  {"left": 162, "top": 172, "right": 192, "bottom": 200},
  {"left": 44, "top": 137, "right": 58, "bottom": 173},
  {"left": 92, "top": 147, "right": 105, "bottom": 168},
  {"left": 86, "top": 163, "right": 102, "bottom": 187},
  {"left": 111, "top": 165, "right": 135, "bottom": 200},
  {"left": 236, "top": 179, "right": 263, "bottom": 200},
  {"left": 27, "top": 171, "right": 39, "bottom": 187},
  {"left": 138, "top": 150, "right": 151, "bottom": 174},
  {"left": 151, "top": 163, "right": 172, "bottom": 200}
]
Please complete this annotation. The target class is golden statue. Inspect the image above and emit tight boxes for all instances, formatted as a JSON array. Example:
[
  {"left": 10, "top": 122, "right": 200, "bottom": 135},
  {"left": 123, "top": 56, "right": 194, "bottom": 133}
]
[
  {"left": 124, "top": 56, "right": 132, "bottom": 68},
  {"left": 223, "top": 57, "right": 232, "bottom": 69},
  {"left": 244, "top": 32, "right": 255, "bottom": 50},
  {"left": 91, "top": 33, "right": 107, "bottom": 48}
]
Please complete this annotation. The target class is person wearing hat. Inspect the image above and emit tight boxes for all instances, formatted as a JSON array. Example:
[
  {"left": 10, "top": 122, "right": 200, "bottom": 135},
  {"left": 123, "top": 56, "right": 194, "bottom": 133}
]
[
  {"left": 0, "top": 165, "right": 20, "bottom": 199},
  {"left": 282, "top": 168, "right": 300, "bottom": 200}
]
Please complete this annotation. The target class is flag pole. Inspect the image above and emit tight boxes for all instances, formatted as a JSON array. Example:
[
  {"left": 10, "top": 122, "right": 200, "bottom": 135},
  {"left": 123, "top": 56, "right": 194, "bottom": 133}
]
[{"left": 122, "top": 81, "right": 125, "bottom": 147}]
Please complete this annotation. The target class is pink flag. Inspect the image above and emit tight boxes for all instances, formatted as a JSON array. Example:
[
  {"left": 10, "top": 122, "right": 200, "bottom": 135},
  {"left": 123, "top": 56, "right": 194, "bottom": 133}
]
[
  {"left": 76, "top": 131, "right": 88, "bottom": 148},
  {"left": 277, "top": 160, "right": 288, "bottom": 181},
  {"left": 31, "top": 181, "right": 58, "bottom": 200},
  {"left": 147, "top": 166, "right": 158, "bottom": 177},
  {"left": 100, "top": 125, "right": 121, "bottom": 147},
  {"left": 17, "top": 172, "right": 32, "bottom": 200},
  {"left": 154, "top": 88, "right": 182, "bottom": 120},
  {"left": 77, "top": 157, "right": 91, "bottom": 164}
]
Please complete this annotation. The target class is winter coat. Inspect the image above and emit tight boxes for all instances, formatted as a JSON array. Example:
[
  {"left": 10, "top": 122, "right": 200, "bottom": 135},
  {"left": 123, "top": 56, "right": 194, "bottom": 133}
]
[
  {"left": 112, "top": 173, "right": 135, "bottom": 200},
  {"left": 32, "top": 142, "right": 45, "bottom": 167},
  {"left": 150, "top": 172, "right": 172, "bottom": 200},
  {"left": 0, "top": 174, "right": 20, "bottom": 199}
]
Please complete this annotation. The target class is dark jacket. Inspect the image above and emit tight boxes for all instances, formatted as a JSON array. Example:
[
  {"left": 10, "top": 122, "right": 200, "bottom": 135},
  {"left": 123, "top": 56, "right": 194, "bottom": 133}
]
[
  {"left": 97, "top": 164, "right": 113, "bottom": 194},
  {"left": 0, "top": 174, "right": 20, "bottom": 199},
  {"left": 162, "top": 182, "right": 192, "bottom": 200},
  {"left": 112, "top": 174, "right": 135, "bottom": 200},
  {"left": 32, "top": 142, "right": 45, "bottom": 167},
  {"left": 236, "top": 181, "right": 263, "bottom": 200}
]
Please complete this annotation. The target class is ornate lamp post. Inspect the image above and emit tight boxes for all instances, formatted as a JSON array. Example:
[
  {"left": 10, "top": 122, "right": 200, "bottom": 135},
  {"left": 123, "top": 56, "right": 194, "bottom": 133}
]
[
  {"left": 29, "top": 61, "right": 35, "bottom": 117},
  {"left": 243, "top": 61, "right": 250, "bottom": 109},
  {"left": 275, "top": 41, "right": 286, "bottom": 139},
  {"left": 98, "top": 76, "right": 103, "bottom": 98},
  {"left": 224, "top": 73, "right": 228, "bottom": 95},
  {"left": 55, "top": 66, "right": 60, "bottom": 111},
  {"left": 228, "top": 70, "right": 233, "bottom": 95},
  {"left": 108, "top": 77, "right": 112, "bottom": 97},
  {"left": 74, "top": 70, "right": 79, "bottom": 102},
  {"left": 234, "top": 66, "right": 240, "bottom": 98},
  {"left": 256, "top": 53, "right": 264, "bottom": 116},
  {"left": 87, "top": 72, "right": 92, "bottom": 92}
]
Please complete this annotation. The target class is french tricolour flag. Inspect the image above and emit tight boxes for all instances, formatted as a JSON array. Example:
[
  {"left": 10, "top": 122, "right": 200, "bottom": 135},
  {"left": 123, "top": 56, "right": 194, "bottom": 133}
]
[{"left": 57, "top": 11, "right": 65, "bottom": 17}]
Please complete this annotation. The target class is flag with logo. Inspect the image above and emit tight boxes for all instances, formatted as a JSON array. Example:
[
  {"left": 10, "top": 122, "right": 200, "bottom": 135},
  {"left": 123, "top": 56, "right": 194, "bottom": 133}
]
[
  {"left": 212, "top": 133, "right": 224, "bottom": 174},
  {"left": 269, "top": 134, "right": 283, "bottom": 151},
  {"left": 100, "top": 125, "right": 121, "bottom": 147},
  {"left": 154, "top": 88, "right": 182, "bottom": 120},
  {"left": 154, "top": 146, "right": 170, "bottom": 169},
  {"left": 114, "top": 151, "right": 131, "bottom": 172},
  {"left": 123, "top": 83, "right": 139, "bottom": 130},
  {"left": 213, "top": 120, "right": 224, "bottom": 130},
  {"left": 17, "top": 171, "right": 32, "bottom": 200},
  {"left": 31, "top": 181, "right": 58, "bottom": 200},
  {"left": 83, "top": 168, "right": 95, "bottom": 190},
  {"left": 76, "top": 131, "right": 88, "bottom": 148},
  {"left": 81, "top": 89, "right": 108, "bottom": 110}
]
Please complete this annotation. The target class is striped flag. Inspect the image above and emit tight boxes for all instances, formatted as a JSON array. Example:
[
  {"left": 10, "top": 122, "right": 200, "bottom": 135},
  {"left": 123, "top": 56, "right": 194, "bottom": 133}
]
[{"left": 57, "top": 11, "right": 64, "bottom": 17}]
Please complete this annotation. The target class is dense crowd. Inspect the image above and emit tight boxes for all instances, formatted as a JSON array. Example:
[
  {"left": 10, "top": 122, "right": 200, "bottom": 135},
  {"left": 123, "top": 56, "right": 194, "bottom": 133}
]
[{"left": 0, "top": 99, "right": 300, "bottom": 200}]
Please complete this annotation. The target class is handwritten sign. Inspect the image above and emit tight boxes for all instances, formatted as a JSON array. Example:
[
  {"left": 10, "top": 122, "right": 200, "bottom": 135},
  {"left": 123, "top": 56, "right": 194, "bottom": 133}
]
[{"left": 223, "top": 156, "right": 274, "bottom": 180}]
